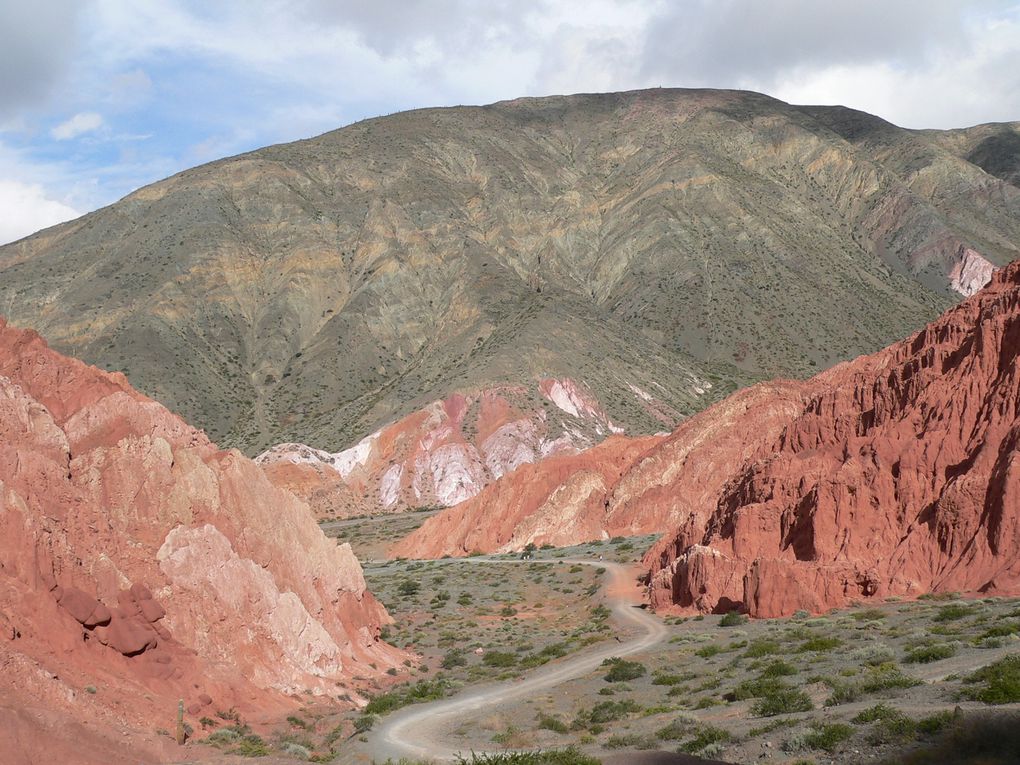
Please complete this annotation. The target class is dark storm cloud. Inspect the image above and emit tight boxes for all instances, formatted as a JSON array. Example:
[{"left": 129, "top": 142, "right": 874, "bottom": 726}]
[
  {"left": 641, "top": 0, "right": 973, "bottom": 87},
  {"left": 0, "top": 1, "right": 86, "bottom": 117}
]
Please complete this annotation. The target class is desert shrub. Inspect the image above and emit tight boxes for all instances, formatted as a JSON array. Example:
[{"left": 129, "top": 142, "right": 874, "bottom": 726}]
[
  {"left": 441, "top": 649, "right": 467, "bottom": 669},
  {"left": 916, "top": 710, "right": 955, "bottom": 735},
  {"left": 799, "top": 635, "right": 842, "bottom": 652},
  {"left": 652, "top": 671, "right": 695, "bottom": 686},
  {"left": 655, "top": 714, "right": 698, "bottom": 740},
  {"left": 960, "top": 656, "right": 1020, "bottom": 704},
  {"left": 879, "top": 712, "right": 1020, "bottom": 765},
  {"left": 744, "top": 639, "right": 781, "bottom": 657},
  {"left": 852, "top": 703, "right": 900, "bottom": 723},
  {"left": 482, "top": 651, "right": 518, "bottom": 668},
  {"left": 603, "top": 733, "right": 657, "bottom": 749},
  {"left": 851, "top": 643, "right": 896, "bottom": 666},
  {"left": 802, "top": 722, "right": 854, "bottom": 752},
  {"left": 851, "top": 608, "right": 887, "bottom": 622},
  {"left": 933, "top": 604, "right": 974, "bottom": 622},
  {"left": 696, "top": 645, "right": 722, "bottom": 658},
  {"left": 455, "top": 748, "right": 601, "bottom": 765},
  {"left": 904, "top": 643, "right": 957, "bottom": 664},
  {"left": 602, "top": 657, "right": 646, "bottom": 682},
  {"left": 825, "top": 663, "right": 921, "bottom": 706},
  {"left": 573, "top": 699, "right": 640, "bottom": 728},
  {"left": 234, "top": 735, "right": 271, "bottom": 757},
  {"left": 364, "top": 678, "right": 448, "bottom": 714},
  {"left": 720, "top": 611, "right": 746, "bottom": 627},
  {"left": 537, "top": 714, "right": 569, "bottom": 733},
  {"left": 975, "top": 622, "right": 1019, "bottom": 641},
  {"left": 353, "top": 714, "right": 377, "bottom": 734},
  {"left": 864, "top": 714, "right": 922, "bottom": 742},
  {"left": 729, "top": 676, "right": 786, "bottom": 701},
  {"left": 761, "top": 659, "right": 799, "bottom": 678},
  {"left": 396, "top": 579, "right": 420, "bottom": 597},
  {"left": 751, "top": 686, "right": 813, "bottom": 716},
  {"left": 678, "top": 724, "right": 731, "bottom": 755}
]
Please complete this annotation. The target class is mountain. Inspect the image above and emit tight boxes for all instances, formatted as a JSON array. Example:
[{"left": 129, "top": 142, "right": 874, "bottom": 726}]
[
  {"left": 0, "top": 319, "right": 405, "bottom": 763},
  {"left": 3, "top": 88, "right": 1018, "bottom": 461},
  {"left": 396, "top": 260, "right": 1020, "bottom": 618},
  {"left": 257, "top": 377, "right": 630, "bottom": 516},
  {"left": 390, "top": 381, "right": 803, "bottom": 557}
]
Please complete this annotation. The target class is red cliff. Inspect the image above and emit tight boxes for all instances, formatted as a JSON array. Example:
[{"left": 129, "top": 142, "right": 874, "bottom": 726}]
[
  {"left": 0, "top": 319, "right": 406, "bottom": 763},
  {"left": 648, "top": 260, "right": 1020, "bottom": 617}
]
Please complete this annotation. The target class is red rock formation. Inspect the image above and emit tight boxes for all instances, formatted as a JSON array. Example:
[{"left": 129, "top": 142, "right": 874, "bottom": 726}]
[
  {"left": 648, "top": 260, "right": 1020, "bottom": 617},
  {"left": 258, "top": 378, "right": 626, "bottom": 518},
  {"left": 0, "top": 319, "right": 406, "bottom": 763},
  {"left": 393, "top": 382, "right": 805, "bottom": 558}
]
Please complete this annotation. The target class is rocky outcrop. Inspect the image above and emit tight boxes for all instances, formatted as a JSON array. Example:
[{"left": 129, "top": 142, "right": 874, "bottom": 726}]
[
  {"left": 393, "top": 382, "right": 806, "bottom": 557},
  {"left": 648, "top": 260, "right": 1020, "bottom": 617},
  {"left": 949, "top": 245, "right": 997, "bottom": 297},
  {"left": 0, "top": 318, "right": 406, "bottom": 760},
  {"left": 258, "top": 378, "right": 625, "bottom": 517}
]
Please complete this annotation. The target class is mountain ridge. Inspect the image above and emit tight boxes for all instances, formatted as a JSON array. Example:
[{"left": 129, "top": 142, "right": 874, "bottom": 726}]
[{"left": 2, "top": 87, "right": 1017, "bottom": 460}]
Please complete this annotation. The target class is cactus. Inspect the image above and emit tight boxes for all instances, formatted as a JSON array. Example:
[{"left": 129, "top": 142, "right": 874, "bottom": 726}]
[{"left": 175, "top": 699, "right": 186, "bottom": 745}]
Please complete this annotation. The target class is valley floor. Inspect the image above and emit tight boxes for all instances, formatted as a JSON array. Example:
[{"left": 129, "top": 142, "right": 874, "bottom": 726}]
[{"left": 193, "top": 514, "right": 1020, "bottom": 764}]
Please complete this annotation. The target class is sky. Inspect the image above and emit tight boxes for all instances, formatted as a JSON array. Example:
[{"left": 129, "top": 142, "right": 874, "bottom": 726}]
[{"left": 1, "top": 0, "right": 1019, "bottom": 245}]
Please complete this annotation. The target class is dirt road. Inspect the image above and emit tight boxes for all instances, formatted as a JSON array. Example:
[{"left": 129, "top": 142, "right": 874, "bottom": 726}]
[{"left": 367, "top": 557, "right": 667, "bottom": 761}]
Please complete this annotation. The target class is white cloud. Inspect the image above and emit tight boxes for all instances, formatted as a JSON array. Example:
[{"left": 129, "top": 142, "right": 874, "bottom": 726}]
[
  {"left": 0, "top": 179, "right": 79, "bottom": 244},
  {"left": 50, "top": 111, "right": 105, "bottom": 140}
]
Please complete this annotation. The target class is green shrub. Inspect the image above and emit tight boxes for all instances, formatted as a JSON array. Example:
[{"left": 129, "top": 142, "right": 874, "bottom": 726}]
[
  {"left": 825, "top": 663, "right": 921, "bottom": 706},
  {"left": 904, "top": 643, "right": 957, "bottom": 664},
  {"left": 799, "top": 635, "right": 842, "bottom": 652},
  {"left": 442, "top": 649, "right": 467, "bottom": 669},
  {"left": 851, "top": 608, "right": 887, "bottom": 622},
  {"left": 537, "top": 714, "right": 568, "bottom": 733},
  {"left": 655, "top": 715, "right": 698, "bottom": 740},
  {"left": 751, "top": 686, "right": 813, "bottom": 716},
  {"left": 933, "top": 604, "right": 974, "bottom": 622},
  {"left": 364, "top": 678, "right": 448, "bottom": 714},
  {"left": 961, "top": 656, "right": 1020, "bottom": 704},
  {"left": 730, "top": 676, "right": 786, "bottom": 701},
  {"left": 652, "top": 671, "right": 695, "bottom": 686},
  {"left": 720, "top": 611, "right": 746, "bottom": 627},
  {"left": 744, "top": 639, "right": 781, "bottom": 657},
  {"left": 696, "top": 645, "right": 722, "bottom": 658},
  {"left": 853, "top": 703, "right": 899, "bottom": 723},
  {"left": 678, "top": 724, "right": 731, "bottom": 755},
  {"left": 573, "top": 699, "right": 641, "bottom": 728},
  {"left": 454, "top": 748, "right": 601, "bottom": 765},
  {"left": 878, "top": 712, "right": 1020, "bottom": 765},
  {"left": 602, "top": 657, "right": 646, "bottom": 682},
  {"left": 761, "top": 660, "right": 799, "bottom": 677},
  {"left": 483, "top": 651, "right": 518, "bottom": 668},
  {"left": 234, "top": 735, "right": 270, "bottom": 757},
  {"left": 803, "top": 722, "right": 854, "bottom": 752}
]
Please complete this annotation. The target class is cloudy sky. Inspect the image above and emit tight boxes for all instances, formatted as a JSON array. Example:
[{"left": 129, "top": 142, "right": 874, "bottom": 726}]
[{"left": 2, "top": 0, "right": 1019, "bottom": 244}]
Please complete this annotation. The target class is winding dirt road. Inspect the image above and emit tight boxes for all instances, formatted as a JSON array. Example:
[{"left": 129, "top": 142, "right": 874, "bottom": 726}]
[{"left": 367, "top": 557, "right": 668, "bottom": 761}]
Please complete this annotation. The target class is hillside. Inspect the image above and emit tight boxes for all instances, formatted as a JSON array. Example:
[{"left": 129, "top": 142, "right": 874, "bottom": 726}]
[
  {"left": 3, "top": 88, "right": 1019, "bottom": 455},
  {"left": 395, "top": 260, "right": 1020, "bottom": 618},
  {"left": 0, "top": 319, "right": 405, "bottom": 763}
]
